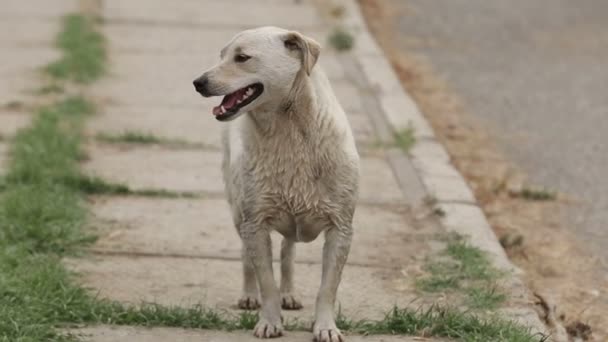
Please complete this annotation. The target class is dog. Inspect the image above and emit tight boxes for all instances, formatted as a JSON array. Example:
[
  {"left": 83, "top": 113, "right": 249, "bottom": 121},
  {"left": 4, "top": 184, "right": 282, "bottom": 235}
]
[{"left": 193, "top": 26, "right": 359, "bottom": 341}]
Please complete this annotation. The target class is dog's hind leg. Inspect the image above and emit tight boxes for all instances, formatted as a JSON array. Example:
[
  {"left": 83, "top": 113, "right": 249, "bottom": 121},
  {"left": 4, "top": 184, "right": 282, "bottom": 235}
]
[
  {"left": 237, "top": 245, "right": 261, "bottom": 310},
  {"left": 313, "top": 225, "right": 352, "bottom": 342},
  {"left": 280, "top": 238, "right": 303, "bottom": 310}
]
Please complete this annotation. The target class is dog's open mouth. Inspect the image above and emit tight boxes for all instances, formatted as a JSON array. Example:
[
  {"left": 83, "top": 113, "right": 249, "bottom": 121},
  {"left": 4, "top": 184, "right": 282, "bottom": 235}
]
[{"left": 212, "top": 83, "right": 264, "bottom": 121}]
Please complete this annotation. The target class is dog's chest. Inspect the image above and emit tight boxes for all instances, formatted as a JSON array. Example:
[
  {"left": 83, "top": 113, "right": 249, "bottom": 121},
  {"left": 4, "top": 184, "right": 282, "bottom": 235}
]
[{"left": 245, "top": 130, "right": 348, "bottom": 211}]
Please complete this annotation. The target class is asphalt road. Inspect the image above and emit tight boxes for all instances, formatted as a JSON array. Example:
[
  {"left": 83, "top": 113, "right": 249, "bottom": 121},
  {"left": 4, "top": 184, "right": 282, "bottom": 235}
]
[{"left": 388, "top": 0, "right": 608, "bottom": 264}]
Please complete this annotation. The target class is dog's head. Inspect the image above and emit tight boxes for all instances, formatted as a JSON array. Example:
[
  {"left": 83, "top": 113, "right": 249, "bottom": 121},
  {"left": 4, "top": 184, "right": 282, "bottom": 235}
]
[{"left": 193, "top": 26, "right": 321, "bottom": 122}]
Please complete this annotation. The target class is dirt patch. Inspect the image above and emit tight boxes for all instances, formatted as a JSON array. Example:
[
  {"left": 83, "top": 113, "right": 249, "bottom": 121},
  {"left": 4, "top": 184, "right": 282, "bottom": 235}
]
[{"left": 358, "top": 0, "right": 607, "bottom": 340}]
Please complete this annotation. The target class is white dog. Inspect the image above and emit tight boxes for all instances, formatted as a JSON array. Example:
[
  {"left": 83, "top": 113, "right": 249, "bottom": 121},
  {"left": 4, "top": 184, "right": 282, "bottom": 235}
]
[{"left": 193, "top": 26, "right": 360, "bottom": 342}]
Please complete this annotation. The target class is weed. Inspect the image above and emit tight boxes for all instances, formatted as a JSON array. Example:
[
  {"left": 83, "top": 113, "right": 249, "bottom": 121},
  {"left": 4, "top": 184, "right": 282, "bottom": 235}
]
[
  {"left": 96, "top": 131, "right": 210, "bottom": 149},
  {"left": 394, "top": 127, "right": 416, "bottom": 152},
  {"left": 66, "top": 174, "right": 200, "bottom": 198},
  {"left": 466, "top": 286, "right": 508, "bottom": 310},
  {"left": 46, "top": 14, "right": 106, "bottom": 83},
  {"left": 329, "top": 5, "right": 346, "bottom": 18},
  {"left": 516, "top": 187, "right": 556, "bottom": 201},
  {"left": 416, "top": 235, "right": 507, "bottom": 310},
  {"left": 3, "top": 100, "right": 24, "bottom": 111},
  {"left": 499, "top": 233, "right": 524, "bottom": 250},
  {"left": 97, "top": 131, "right": 163, "bottom": 144},
  {"left": 35, "top": 83, "right": 65, "bottom": 95},
  {"left": 328, "top": 28, "right": 354, "bottom": 51},
  {"left": 340, "top": 306, "right": 542, "bottom": 342}
]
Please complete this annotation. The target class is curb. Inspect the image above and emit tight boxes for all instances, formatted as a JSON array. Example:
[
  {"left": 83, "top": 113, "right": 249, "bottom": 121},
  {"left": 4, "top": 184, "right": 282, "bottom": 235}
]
[{"left": 328, "top": 0, "right": 548, "bottom": 334}]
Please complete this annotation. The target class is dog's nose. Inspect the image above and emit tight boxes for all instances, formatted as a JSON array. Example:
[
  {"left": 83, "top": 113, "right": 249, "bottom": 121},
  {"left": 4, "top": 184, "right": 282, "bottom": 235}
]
[{"left": 193, "top": 76, "right": 210, "bottom": 96}]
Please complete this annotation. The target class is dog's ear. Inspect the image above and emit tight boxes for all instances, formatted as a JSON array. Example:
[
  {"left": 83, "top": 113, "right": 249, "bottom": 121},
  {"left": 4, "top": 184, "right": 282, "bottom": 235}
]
[{"left": 283, "top": 31, "right": 321, "bottom": 76}]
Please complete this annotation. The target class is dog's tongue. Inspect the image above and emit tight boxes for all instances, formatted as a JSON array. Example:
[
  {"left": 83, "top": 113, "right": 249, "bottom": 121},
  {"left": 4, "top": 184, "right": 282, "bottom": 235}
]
[{"left": 212, "top": 88, "right": 247, "bottom": 116}]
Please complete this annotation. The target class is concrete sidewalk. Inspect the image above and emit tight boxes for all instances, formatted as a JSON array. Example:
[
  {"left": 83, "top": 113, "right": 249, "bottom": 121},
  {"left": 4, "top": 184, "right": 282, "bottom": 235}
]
[{"left": 63, "top": 0, "right": 545, "bottom": 341}]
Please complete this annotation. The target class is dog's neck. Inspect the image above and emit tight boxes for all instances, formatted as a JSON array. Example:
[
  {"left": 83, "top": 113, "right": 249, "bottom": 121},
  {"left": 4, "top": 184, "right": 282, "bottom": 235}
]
[{"left": 247, "top": 69, "right": 319, "bottom": 136}]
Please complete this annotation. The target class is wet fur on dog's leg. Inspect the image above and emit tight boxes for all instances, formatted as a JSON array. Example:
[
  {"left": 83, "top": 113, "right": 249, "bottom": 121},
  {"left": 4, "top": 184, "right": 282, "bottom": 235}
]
[
  {"left": 242, "top": 225, "right": 284, "bottom": 338},
  {"left": 280, "top": 238, "right": 303, "bottom": 310},
  {"left": 313, "top": 226, "right": 352, "bottom": 342},
  {"left": 238, "top": 245, "right": 261, "bottom": 310}
]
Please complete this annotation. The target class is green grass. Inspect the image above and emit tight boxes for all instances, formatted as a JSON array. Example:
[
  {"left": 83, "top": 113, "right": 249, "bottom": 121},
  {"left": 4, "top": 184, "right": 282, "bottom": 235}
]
[
  {"left": 35, "top": 84, "right": 65, "bottom": 95},
  {"left": 46, "top": 14, "right": 106, "bottom": 83},
  {"left": 416, "top": 235, "right": 507, "bottom": 310},
  {"left": 97, "top": 131, "right": 163, "bottom": 144},
  {"left": 372, "top": 128, "right": 417, "bottom": 151},
  {"left": 96, "top": 131, "right": 208, "bottom": 149},
  {"left": 0, "top": 96, "right": 97, "bottom": 340},
  {"left": 328, "top": 28, "right": 354, "bottom": 51},
  {"left": 337, "top": 306, "right": 544, "bottom": 342},
  {"left": 394, "top": 127, "right": 416, "bottom": 152},
  {"left": 68, "top": 175, "right": 200, "bottom": 198},
  {"left": 465, "top": 287, "right": 508, "bottom": 310}
]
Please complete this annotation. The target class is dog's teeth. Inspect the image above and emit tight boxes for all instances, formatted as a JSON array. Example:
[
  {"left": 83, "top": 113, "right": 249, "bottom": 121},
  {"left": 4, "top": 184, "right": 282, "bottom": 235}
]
[
  {"left": 246, "top": 88, "right": 254, "bottom": 96},
  {"left": 220, "top": 105, "right": 226, "bottom": 113},
  {"left": 236, "top": 99, "right": 242, "bottom": 104}
]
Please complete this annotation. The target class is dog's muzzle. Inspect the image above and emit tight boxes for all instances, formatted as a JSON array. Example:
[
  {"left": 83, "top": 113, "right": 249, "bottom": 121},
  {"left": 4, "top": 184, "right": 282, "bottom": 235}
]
[{"left": 193, "top": 75, "right": 212, "bottom": 97}]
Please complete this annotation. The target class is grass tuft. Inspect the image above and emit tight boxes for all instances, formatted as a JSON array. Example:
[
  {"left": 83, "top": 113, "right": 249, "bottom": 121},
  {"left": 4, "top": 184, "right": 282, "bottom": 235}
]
[
  {"left": 394, "top": 127, "right": 416, "bottom": 152},
  {"left": 465, "top": 286, "right": 508, "bottom": 310},
  {"left": 46, "top": 14, "right": 106, "bottom": 83},
  {"left": 68, "top": 175, "right": 200, "bottom": 198},
  {"left": 416, "top": 234, "right": 506, "bottom": 310},
  {"left": 96, "top": 131, "right": 211, "bottom": 149},
  {"left": 97, "top": 131, "right": 163, "bottom": 144},
  {"left": 35, "top": 83, "right": 65, "bottom": 95},
  {"left": 337, "top": 306, "right": 542, "bottom": 341},
  {"left": 328, "top": 28, "right": 355, "bottom": 51}
]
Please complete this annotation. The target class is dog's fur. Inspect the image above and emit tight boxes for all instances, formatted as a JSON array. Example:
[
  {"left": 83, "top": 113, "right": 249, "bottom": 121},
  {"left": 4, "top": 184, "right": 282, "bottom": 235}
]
[{"left": 194, "top": 27, "right": 359, "bottom": 341}]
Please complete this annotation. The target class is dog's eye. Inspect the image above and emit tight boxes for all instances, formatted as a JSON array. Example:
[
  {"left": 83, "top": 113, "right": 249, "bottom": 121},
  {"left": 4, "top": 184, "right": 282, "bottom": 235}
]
[{"left": 234, "top": 54, "right": 251, "bottom": 63}]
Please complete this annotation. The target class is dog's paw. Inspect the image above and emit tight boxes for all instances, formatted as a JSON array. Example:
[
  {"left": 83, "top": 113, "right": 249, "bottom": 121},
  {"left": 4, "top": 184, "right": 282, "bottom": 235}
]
[
  {"left": 281, "top": 293, "right": 303, "bottom": 310},
  {"left": 253, "top": 317, "right": 283, "bottom": 338},
  {"left": 238, "top": 296, "right": 261, "bottom": 310},
  {"left": 313, "top": 321, "right": 344, "bottom": 342}
]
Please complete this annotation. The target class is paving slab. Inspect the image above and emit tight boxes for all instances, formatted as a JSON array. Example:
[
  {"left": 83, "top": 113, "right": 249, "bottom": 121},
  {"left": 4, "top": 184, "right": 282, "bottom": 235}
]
[
  {"left": 359, "top": 156, "right": 405, "bottom": 203},
  {"left": 0, "top": 20, "right": 58, "bottom": 47},
  {"left": 0, "top": 0, "right": 78, "bottom": 19},
  {"left": 102, "top": 0, "right": 323, "bottom": 29},
  {"left": 348, "top": 110, "right": 377, "bottom": 144},
  {"left": 91, "top": 197, "right": 435, "bottom": 266},
  {"left": 0, "top": 48, "right": 61, "bottom": 105},
  {"left": 0, "top": 111, "right": 31, "bottom": 138},
  {"left": 86, "top": 105, "right": 222, "bottom": 148},
  {"left": 72, "top": 325, "right": 427, "bottom": 342},
  {"left": 333, "top": 83, "right": 365, "bottom": 115},
  {"left": 69, "top": 255, "right": 417, "bottom": 321},
  {"left": 83, "top": 144, "right": 224, "bottom": 194}
]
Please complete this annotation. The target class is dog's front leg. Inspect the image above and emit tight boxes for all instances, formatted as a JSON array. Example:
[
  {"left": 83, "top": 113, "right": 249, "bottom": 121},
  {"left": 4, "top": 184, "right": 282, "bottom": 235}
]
[
  {"left": 242, "top": 224, "right": 283, "bottom": 338},
  {"left": 280, "top": 238, "right": 303, "bottom": 310},
  {"left": 313, "top": 226, "right": 352, "bottom": 342},
  {"left": 238, "top": 246, "right": 261, "bottom": 310}
]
